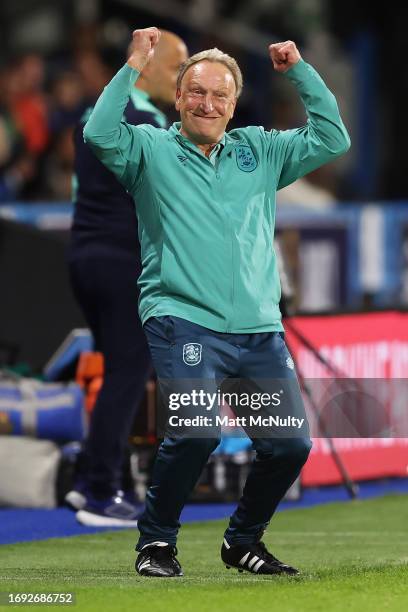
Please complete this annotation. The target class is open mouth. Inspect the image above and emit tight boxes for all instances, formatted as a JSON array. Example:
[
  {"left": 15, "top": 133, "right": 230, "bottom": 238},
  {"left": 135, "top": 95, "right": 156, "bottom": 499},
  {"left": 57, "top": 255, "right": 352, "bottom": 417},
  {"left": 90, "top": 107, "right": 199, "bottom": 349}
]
[{"left": 191, "top": 113, "right": 218, "bottom": 120}]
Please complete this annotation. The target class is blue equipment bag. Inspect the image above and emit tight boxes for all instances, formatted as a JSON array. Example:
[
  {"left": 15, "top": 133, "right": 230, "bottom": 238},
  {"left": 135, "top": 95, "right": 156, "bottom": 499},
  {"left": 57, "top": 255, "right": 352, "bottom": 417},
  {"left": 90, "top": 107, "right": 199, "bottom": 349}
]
[{"left": 0, "top": 371, "right": 87, "bottom": 442}]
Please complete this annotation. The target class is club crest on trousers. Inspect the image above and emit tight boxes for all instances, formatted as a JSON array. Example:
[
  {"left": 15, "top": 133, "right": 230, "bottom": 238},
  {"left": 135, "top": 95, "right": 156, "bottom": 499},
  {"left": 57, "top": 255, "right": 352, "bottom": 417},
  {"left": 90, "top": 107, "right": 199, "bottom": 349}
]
[{"left": 183, "top": 343, "right": 202, "bottom": 366}]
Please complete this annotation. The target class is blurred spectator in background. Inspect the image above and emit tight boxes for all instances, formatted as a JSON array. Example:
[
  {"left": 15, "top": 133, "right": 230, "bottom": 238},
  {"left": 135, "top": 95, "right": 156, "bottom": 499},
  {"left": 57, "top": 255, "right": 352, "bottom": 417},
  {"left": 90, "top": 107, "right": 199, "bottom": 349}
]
[
  {"left": 0, "top": 61, "right": 39, "bottom": 202},
  {"left": 0, "top": 116, "right": 36, "bottom": 202},
  {"left": 6, "top": 53, "right": 49, "bottom": 156},
  {"left": 65, "top": 30, "right": 188, "bottom": 527},
  {"left": 74, "top": 50, "right": 113, "bottom": 101},
  {"left": 44, "top": 70, "right": 88, "bottom": 200},
  {"left": 277, "top": 170, "right": 337, "bottom": 211},
  {"left": 0, "top": 44, "right": 116, "bottom": 202},
  {"left": 43, "top": 126, "right": 76, "bottom": 200},
  {"left": 48, "top": 70, "right": 87, "bottom": 135}
]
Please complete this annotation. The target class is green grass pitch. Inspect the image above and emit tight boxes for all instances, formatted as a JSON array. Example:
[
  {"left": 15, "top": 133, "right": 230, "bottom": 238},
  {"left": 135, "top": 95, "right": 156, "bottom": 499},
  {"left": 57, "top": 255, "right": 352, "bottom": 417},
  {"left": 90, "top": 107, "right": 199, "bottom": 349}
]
[{"left": 1, "top": 495, "right": 407, "bottom": 611}]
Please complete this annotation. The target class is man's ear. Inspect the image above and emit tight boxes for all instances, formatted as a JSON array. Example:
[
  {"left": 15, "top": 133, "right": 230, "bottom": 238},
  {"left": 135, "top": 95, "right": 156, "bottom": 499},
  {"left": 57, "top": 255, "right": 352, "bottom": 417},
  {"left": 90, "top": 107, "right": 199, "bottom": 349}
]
[
  {"left": 141, "top": 61, "right": 152, "bottom": 79},
  {"left": 175, "top": 88, "right": 182, "bottom": 111}
]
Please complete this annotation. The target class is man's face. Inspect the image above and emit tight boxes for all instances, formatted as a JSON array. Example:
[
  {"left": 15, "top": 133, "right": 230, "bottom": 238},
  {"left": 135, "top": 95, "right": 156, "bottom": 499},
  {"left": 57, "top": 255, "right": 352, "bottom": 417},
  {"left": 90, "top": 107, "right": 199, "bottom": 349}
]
[
  {"left": 175, "top": 61, "right": 237, "bottom": 145},
  {"left": 151, "top": 41, "right": 188, "bottom": 105}
]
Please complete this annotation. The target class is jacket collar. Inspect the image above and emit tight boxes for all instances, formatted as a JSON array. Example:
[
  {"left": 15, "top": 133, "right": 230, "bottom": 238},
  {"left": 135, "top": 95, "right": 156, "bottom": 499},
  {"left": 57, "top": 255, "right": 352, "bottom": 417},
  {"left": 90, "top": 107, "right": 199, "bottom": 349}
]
[{"left": 169, "top": 122, "right": 246, "bottom": 154}]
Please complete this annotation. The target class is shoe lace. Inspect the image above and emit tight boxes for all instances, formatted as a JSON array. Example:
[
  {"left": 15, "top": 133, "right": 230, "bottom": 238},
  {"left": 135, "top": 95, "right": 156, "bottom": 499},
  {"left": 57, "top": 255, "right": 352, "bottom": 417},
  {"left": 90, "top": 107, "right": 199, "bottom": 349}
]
[
  {"left": 150, "top": 545, "right": 179, "bottom": 565},
  {"left": 252, "top": 541, "right": 281, "bottom": 565}
]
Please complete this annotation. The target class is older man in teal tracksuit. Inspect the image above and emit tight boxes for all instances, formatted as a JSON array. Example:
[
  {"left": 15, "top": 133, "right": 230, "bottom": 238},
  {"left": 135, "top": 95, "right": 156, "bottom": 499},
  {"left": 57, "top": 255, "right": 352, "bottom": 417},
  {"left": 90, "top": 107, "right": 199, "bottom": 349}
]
[{"left": 84, "top": 28, "right": 350, "bottom": 577}]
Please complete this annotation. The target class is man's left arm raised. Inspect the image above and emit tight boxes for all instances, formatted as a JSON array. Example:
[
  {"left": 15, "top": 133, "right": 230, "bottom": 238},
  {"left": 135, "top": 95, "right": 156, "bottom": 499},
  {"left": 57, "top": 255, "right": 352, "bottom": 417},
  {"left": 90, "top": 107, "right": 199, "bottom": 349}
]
[{"left": 266, "top": 41, "right": 351, "bottom": 189}]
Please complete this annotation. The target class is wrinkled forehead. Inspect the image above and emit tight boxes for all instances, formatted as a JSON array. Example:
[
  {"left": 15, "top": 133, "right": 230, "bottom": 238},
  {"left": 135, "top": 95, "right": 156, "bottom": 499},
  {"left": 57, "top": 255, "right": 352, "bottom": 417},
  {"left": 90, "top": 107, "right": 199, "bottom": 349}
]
[{"left": 181, "top": 61, "right": 236, "bottom": 94}]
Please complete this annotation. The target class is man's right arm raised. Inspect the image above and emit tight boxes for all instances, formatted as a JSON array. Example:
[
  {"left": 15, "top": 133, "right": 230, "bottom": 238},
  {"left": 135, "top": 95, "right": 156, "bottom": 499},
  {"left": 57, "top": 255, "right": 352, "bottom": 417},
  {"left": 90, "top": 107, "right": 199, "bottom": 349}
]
[{"left": 83, "top": 27, "right": 161, "bottom": 190}]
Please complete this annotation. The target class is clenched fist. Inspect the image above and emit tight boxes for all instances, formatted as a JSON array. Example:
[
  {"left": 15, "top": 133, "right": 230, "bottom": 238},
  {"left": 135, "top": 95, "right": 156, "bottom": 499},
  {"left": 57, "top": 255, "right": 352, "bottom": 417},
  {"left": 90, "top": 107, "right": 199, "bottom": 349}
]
[
  {"left": 269, "top": 41, "right": 301, "bottom": 73},
  {"left": 127, "top": 27, "right": 161, "bottom": 72}
]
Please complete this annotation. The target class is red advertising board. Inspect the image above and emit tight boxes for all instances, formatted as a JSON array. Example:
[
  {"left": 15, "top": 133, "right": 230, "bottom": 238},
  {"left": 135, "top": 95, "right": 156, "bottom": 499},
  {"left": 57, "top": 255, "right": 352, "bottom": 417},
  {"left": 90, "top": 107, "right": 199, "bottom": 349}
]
[{"left": 284, "top": 312, "right": 408, "bottom": 486}]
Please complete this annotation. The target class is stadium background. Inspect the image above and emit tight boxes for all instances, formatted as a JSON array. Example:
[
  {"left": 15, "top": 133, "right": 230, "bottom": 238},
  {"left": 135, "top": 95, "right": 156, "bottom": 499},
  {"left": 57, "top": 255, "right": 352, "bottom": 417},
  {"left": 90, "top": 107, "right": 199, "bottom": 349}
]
[{"left": 0, "top": 1, "right": 407, "bottom": 610}]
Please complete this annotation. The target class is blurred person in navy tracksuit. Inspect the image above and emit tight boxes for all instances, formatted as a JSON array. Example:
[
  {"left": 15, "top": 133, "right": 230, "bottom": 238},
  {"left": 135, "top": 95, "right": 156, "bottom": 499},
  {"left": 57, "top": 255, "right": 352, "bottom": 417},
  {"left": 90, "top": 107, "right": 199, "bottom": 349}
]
[{"left": 66, "top": 31, "right": 188, "bottom": 526}]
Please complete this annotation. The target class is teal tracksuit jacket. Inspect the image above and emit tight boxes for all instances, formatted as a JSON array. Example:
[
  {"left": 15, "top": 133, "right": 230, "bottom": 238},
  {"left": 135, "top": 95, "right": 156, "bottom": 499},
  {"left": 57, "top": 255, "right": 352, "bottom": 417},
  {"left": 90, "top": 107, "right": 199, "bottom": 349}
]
[{"left": 83, "top": 60, "right": 350, "bottom": 333}]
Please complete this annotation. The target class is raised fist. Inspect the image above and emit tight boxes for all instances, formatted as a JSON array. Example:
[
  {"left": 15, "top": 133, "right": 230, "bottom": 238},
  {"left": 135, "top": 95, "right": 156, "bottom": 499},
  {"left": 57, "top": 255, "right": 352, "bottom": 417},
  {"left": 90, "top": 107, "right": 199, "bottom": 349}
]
[
  {"left": 269, "top": 41, "right": 301, "bottom": 73},
  {"left": 127, "top": 27, "right": 161, "bottom": 72}
]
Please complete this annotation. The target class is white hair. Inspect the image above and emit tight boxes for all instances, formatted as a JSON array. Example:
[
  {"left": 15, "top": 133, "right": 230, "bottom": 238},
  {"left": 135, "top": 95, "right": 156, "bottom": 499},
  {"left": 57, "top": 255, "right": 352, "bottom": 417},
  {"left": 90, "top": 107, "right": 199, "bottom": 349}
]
[{"left": 177, "top": 48, "right": 243, "bottom": 97}]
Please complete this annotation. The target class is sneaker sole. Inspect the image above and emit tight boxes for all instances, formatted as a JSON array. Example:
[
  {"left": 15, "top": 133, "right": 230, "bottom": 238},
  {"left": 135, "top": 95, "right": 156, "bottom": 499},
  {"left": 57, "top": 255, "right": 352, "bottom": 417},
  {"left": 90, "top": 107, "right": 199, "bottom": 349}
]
[
  {"left": 76, "top": 510, "right": 138, "bottom": 527},
  {"left": 225, "top": 564, "right": 244, "bottom": 573},
  {"left": 224, "top": 562, "right": 297, "bottom": 576},
  {"left": 137, "top": 570, "right": 183, "bottom": 578},
  {"left": 65, "top": 491, "right": 87, "bottom": 510}
]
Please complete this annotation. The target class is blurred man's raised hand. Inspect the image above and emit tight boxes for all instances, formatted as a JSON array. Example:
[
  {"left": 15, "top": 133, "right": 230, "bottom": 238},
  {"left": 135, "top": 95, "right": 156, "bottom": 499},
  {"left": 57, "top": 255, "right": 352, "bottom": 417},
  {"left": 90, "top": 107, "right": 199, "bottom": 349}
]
[
  {"left": 269, "top": 41, "right": 301, "bottom": 73},
  {"left": 127, "top": 27, "right": 161, "bottom": 72}
]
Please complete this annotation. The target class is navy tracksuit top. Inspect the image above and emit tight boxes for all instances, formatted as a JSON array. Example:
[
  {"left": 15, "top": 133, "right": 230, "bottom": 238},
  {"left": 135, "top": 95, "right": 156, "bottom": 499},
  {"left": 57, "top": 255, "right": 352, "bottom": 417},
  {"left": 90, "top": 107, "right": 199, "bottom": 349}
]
[{"left": 69, "top": 89, "right": 167, "bottom": 260}]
